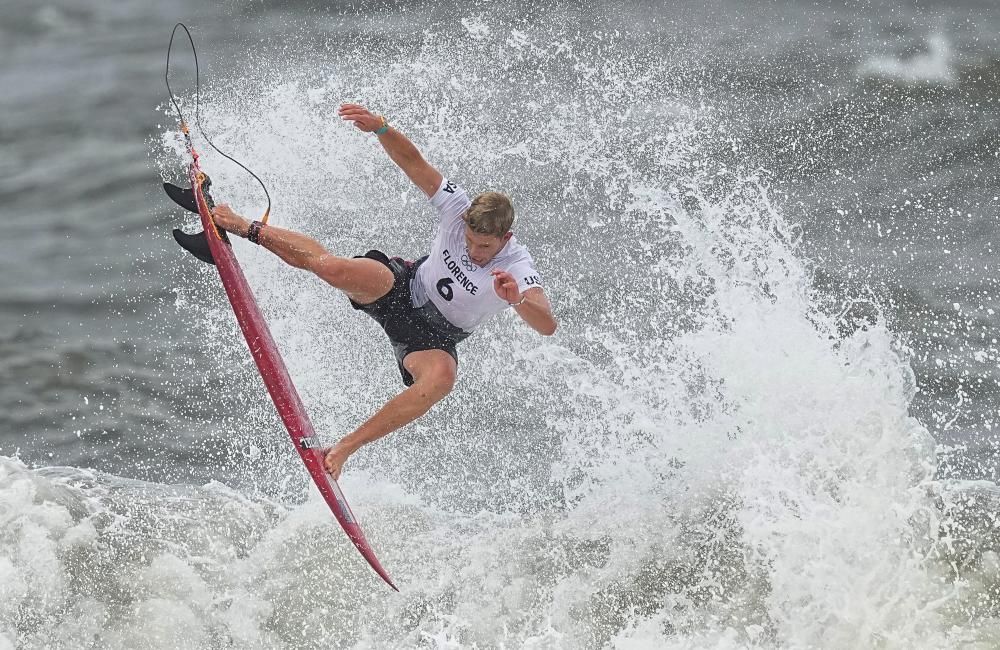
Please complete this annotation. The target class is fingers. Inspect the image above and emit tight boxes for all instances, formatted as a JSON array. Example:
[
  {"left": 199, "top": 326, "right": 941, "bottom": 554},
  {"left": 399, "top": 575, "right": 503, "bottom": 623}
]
[
  {"left": 338, "top": 109, "right": 370, "bottom": 119},
  {"left": 493, "top": 276, "right": 513, "bottom": 288},
  {"left": 492, "top": 271, "right": 517, "bottom": 294},
  {"left": 338, "top": 104, "right": 377, "bottom": 122},
  {"left": 338, "top": 109, "right": 376, "bottom": 131},
  {"left": 491, "top": 270, "right": 520, "bottom": 302},
  {"left": 337, "top": 104, "right": 371, "bottom": 118},
  {"left": 322, "top": 446, "right": 343, "bottom": 480},
  {"left": 337, "top": 104, "right": 383, "bottom": 134}
]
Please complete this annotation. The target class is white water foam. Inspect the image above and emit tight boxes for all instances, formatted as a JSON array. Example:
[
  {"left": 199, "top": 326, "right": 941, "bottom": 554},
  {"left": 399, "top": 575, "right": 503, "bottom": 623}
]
[
  {"left": 8, "top": 10, "right": 986, "bottom": 648},
  {"left": 858, "top": 31, "right": 958, "bottom": 86}
]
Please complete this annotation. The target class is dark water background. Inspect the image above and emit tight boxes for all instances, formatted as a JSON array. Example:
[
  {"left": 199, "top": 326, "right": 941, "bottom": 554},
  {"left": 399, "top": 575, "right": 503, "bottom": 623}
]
[
  {"left": 2, "top": 1, "right": 1000, "bottom": 646},
  {"left": 2, "top": 0, "right": 996, "bottom": 481}
]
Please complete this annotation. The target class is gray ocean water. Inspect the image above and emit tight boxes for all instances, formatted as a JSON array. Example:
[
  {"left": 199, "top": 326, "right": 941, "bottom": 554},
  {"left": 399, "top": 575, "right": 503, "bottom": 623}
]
[{"left": 3, "top": 0, "right": 1000, "bottom": 647}]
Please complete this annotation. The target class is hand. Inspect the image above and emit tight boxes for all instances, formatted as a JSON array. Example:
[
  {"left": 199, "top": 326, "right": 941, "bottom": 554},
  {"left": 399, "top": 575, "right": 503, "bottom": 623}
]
[
  {"left": 322, "top": 442, "right": 353, "bottom": 481},
  {"left": 337, "top": 103, "right": 384, "bottom": 133},
  {"left": 211, "top": 204, "right": 248, "bottom": 236},
  {"left": 491, "top": 270, "right": 522, "bottom": 305}
]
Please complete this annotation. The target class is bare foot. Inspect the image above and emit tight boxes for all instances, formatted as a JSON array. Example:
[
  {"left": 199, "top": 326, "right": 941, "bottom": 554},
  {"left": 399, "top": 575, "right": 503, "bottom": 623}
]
[{"left": 321, "top": 444, "right": 351, "bottom": 480}]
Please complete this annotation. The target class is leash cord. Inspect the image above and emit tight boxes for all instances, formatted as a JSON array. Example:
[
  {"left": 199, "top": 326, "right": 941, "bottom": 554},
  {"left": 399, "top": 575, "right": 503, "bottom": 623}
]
[{"left": 166, "top": 23, "right": 272, "bottom": 223}]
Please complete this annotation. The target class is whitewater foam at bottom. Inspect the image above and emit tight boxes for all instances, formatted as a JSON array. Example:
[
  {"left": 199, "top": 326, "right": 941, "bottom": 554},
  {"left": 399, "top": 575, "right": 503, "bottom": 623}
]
[{"left": 5, "top": 12, "right": 996, "bottom": 649}]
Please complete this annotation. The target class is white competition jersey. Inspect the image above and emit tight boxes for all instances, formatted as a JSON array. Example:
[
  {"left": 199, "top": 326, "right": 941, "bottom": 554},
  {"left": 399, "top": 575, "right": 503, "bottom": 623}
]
[{"left": 412, "top": 178, "right": 542, "bottom": 331}]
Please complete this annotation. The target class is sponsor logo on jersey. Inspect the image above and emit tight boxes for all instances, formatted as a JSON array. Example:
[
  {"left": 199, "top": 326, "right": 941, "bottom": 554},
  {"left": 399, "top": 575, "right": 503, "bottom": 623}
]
[
  {"left": 443, "top": 180, "right": 457, "bottom": 194},
  {"left": 460, "top": 251, "right": 478, "bottom": 272},
  {"left": 440, "top": 249, "right": 479, "bottom": 297},
  {"left": 524, "top": 274, "right": 541, "bottom": 287}
]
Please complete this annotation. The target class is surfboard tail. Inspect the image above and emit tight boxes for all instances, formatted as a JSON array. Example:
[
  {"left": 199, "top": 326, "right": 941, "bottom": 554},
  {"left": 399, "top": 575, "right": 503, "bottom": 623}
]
[
  {"left": 165, "top": 178, "right": 226, "bottom": 265},
  {"left": 174, "top": 164, "right": 398, "bottom": 591}
]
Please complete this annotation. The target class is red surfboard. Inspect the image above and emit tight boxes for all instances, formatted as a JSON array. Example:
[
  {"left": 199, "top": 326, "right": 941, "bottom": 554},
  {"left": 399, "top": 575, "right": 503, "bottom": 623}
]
[{"left": 180, "top": 162, "right": 398, "bottom": 591}]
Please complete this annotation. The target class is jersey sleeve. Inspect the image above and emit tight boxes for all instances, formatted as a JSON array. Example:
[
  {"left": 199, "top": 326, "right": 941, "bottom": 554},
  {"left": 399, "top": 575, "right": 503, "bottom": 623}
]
[
  {"left": 508, "top": 256, "right": 543, "bottom": 294},
  {"left": 429, "top": 177, "right": 472, "bottom": 226}
]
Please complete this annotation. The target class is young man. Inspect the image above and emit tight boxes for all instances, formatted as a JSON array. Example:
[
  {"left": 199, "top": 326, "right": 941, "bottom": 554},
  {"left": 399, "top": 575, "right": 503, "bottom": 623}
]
[{"left": 210, "top": 103, "right": 557, "bottom": 479}]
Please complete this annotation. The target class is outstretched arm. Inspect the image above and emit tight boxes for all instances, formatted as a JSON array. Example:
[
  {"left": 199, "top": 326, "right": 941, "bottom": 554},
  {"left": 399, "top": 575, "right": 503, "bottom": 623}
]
[
  {"left": 492, "top": 271, "right": 558, "bottom": 336},
  {"left": 337, "top": 103, "right": 443, "bottom": 198}
]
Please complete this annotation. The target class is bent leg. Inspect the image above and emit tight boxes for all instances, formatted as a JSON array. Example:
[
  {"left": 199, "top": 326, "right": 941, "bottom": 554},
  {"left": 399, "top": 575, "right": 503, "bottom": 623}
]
[
  {"left": 323, "top": 349, "right": 457, "bottom": 479},
  {"left": 312, "top": 254, "right": 396, "bottom": 305}
]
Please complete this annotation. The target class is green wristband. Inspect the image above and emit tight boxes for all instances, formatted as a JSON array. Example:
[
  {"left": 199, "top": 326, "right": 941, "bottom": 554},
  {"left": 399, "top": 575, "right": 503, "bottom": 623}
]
[{"left": 375, "top": 116, "right": 389, "bottom": 136}]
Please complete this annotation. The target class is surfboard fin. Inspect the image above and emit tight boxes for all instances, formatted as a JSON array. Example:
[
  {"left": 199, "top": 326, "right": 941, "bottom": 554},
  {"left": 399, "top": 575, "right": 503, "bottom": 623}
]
[
  {"left": 172, "top": 228, "right": 217, "bottom": 265},
  {"left": 163, "top": 173, "right": 215, "bottom": 213},
  {"left": 164, "top": 182, "right": 199, "bottom": 214},
  {"left": 165, "top": 175, "right": 225, "bottom": 265}
]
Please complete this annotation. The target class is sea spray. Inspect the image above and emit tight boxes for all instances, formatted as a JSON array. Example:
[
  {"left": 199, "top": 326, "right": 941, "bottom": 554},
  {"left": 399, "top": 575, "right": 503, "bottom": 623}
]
[{"left": 143, "top": 10, "right": 1000, "bottom": 648}]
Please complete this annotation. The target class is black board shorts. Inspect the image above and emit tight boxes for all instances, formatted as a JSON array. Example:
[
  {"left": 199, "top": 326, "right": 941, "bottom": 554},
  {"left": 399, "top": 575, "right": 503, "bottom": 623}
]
[{"left": 350, "top": 250, "right": 470, "bottom": 386}]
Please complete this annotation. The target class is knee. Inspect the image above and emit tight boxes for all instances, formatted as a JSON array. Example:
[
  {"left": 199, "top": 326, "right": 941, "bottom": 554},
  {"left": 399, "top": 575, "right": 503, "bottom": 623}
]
[
  {"left": 423, "top": 366, "right": 456, "bottom": 401},
  {"left": 413, "top": 362, "right": 456, "bottom": 403}
]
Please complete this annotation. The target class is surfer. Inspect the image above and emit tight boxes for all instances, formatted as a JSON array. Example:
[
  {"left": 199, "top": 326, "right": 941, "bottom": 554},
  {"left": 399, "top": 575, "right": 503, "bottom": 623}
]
[{"left": 209, "top": 103, "right": 557, "bottom": 479}]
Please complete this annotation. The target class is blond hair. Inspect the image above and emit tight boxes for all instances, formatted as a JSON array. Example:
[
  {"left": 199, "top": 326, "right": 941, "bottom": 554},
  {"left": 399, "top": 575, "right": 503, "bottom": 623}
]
[{"left": 464, "top": 192, "right": 514, "bottom": 237}]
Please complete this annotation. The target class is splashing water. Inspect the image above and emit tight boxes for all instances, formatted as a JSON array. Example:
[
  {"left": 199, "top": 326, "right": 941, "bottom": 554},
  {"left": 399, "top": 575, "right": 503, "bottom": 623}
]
[{"left": 5, "top": 11, "right": 999, "bottom": 649}]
